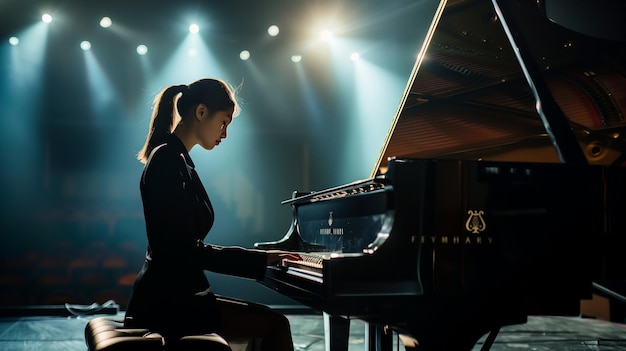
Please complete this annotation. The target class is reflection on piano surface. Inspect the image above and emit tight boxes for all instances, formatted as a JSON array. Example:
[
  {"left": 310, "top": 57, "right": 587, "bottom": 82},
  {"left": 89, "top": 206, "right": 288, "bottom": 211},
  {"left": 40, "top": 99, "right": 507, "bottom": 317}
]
[{"left": 255, "top": 0, "right": 626, "bottom": 350}]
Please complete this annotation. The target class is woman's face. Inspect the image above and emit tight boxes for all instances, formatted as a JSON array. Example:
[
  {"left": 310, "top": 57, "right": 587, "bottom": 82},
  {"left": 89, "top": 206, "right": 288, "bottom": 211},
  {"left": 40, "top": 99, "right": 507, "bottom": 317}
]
[{"left": 197, "top": 105, "right": 233, "bottom": 150}]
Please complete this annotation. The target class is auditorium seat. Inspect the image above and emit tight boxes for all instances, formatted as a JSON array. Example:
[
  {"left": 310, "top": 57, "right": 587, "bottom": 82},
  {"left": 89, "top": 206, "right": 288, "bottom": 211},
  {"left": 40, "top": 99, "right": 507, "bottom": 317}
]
[
  {"left": 101, "top": 255, "right": 130, "bottom": 285},
  {"left": 85, "top": 316, "right": 232, "bottom": 351},
  {"left": 116, "top": 272, "right": 137, "bottom": 287}
]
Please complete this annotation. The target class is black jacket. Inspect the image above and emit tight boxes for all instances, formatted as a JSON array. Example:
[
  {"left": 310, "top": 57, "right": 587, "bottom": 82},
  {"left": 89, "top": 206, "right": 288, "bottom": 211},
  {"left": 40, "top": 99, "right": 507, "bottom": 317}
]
[{"left": 124, "top": 133, "right": 267, "bottom": 336}]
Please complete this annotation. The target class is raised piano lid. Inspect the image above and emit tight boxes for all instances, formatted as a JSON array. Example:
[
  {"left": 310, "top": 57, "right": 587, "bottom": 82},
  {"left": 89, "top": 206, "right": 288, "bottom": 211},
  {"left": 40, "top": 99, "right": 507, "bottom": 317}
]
[{"left": 372, "top": 0, "right": 626, "bottom": 177}]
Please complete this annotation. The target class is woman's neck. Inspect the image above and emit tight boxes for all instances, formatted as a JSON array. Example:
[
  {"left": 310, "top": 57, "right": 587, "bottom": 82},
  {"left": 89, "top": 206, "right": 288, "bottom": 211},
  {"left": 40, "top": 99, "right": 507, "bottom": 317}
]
[{"left": 173, "top": 124, "right": 196, "bottom": 152}]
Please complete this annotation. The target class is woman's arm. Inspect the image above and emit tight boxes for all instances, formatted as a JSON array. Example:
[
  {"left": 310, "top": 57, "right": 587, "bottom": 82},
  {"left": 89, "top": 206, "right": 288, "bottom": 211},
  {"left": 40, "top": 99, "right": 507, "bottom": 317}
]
[{"left": 195, "top": 242, "right": 302, "bottom": 280}]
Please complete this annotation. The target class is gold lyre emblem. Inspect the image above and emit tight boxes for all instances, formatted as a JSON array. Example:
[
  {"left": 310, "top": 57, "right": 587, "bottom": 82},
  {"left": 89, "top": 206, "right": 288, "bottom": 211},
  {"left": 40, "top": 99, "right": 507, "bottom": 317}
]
[{"left": 465, "top": 210, "right": 486, "bottom": 234}]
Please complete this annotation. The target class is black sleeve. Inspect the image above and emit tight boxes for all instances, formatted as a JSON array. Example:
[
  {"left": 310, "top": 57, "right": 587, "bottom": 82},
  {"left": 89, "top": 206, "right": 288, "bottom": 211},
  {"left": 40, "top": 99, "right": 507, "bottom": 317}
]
[{"left": 196, "top": 241, "right": 268, "bottom": 281}]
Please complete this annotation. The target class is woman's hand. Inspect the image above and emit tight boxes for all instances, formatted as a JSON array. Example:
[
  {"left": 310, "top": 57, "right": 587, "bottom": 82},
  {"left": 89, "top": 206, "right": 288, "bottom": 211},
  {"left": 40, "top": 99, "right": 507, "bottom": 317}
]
[{"left": 265, "top": 250, "right": 301, "bottom": 266}]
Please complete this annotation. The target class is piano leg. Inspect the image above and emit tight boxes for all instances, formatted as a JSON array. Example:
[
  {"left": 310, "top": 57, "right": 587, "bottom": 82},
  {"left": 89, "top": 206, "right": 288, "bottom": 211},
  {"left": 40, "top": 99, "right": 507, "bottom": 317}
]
[
  {"left": 365, "top": 324, "right": 393, "bottom": 351},
  {"left": 323, "top": 313, "right": 350, "bottom": 351}
]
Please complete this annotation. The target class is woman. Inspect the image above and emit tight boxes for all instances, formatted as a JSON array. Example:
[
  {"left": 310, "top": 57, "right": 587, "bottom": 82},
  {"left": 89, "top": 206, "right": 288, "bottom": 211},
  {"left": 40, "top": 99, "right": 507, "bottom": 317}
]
[{"left": 124, "top": 78, "right": 300, "bottom": 351}]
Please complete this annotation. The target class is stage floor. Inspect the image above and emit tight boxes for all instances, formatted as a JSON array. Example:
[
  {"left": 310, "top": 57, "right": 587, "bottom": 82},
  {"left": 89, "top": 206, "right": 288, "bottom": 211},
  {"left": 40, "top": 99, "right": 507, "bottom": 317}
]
[{"left": 0, "top": 309, "right": 625, "bottom": 351}]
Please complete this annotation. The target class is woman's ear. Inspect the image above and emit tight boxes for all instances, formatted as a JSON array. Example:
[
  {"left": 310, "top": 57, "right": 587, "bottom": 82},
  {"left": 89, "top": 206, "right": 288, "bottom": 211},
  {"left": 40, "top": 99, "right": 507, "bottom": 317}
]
[{"left": 195, "top": 104, "right": 207, "bottom": 120}]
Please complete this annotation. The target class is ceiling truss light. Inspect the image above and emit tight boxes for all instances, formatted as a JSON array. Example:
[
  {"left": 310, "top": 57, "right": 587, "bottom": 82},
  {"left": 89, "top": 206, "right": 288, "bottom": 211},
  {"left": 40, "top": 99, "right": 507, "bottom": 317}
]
[
  {"left": 320, "top": 29, "right": 334, "bottom": 42},
  {"left": 80, "top": 41, "right": 91, "bottom": 51},
  {"left": 267, "top": 25, "right": 279, "bottom": 37},
  {"left": 100, "top": 17, "right": 112, "bottom": 28},
  {"left": 137, "top": 45, "right": 148, "bottom": 55}
]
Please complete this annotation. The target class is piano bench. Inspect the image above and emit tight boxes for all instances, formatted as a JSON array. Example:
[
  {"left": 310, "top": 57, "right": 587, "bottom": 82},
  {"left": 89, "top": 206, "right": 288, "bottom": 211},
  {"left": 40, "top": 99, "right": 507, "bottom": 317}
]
[{"left": 85, "top": 316, "right": 232, "bottom": 351}]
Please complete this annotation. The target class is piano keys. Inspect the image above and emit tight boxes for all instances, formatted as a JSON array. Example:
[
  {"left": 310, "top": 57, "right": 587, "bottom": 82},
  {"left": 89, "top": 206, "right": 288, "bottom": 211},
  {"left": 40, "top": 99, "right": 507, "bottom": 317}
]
[{"left": 255, "top": 0, "right": 626, "bottom": 349}]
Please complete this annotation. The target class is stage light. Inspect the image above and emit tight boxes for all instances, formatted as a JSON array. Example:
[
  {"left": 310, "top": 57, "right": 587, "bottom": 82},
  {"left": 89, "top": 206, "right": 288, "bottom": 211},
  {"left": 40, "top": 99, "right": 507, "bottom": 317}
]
[
  {"left": 150, "top": 26, "right": 225, "bottom": 98},
  {"left": 9, "top": 37, "right": 19, "bottom": 46},
  {"left": 320, "top": 29, "right": 334, "bottom": 42},
  {"left": 291, "top": 55, "right": 302, "bottom": 63},
  {"left": 137, "top": 45, "right": 148, "bottom": 55},
  {"left": 189, "top": 24, "right": 199, "bottom": 34},
  {"left": 350, "top": 52, "right": 360, "bottom": 61},
  {"left": 42, "top": 14, "right": 52, "bottom": 24},
  {"left": 267, "top": 25, "right": 279, "bottom": 37},
  {"left": 80, "top": 41, "right": 91, "bottom": 51},
  {"left": 100, "top": 17, "right": 112, "bottom": 28},
  {"left": 239, "top": 50, "right": 250, "bottom": 61}
]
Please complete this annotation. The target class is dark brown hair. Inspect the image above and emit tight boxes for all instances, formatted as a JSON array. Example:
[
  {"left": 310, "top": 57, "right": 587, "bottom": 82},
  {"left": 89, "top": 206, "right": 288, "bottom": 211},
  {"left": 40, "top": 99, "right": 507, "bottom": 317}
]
[{"left": 137, "top": 78, "right": 240, "bottom": 164}]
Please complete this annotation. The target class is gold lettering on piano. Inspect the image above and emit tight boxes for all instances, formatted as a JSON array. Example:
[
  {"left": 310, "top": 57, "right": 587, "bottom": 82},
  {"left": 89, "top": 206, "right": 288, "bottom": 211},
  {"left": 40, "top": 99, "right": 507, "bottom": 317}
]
[
  {"left": 415, "top": 209, "right": 493, "bottom": 245},
  {"left": 420, "top": 235, "right": 493, "bottom": 245}
]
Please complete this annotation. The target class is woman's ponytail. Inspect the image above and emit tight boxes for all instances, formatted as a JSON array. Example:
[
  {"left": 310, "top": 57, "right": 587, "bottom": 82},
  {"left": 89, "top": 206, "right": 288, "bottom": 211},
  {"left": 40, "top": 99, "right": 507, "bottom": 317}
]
[{"left": 137, "top": 85, "right": 187, "bottom": 164}]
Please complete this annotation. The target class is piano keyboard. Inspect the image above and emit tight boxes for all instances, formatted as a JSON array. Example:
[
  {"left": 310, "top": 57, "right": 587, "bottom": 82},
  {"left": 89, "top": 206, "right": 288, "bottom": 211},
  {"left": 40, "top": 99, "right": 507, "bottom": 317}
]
[
  {"left": 282, "top": 252, "right": 326, "bottom": 273},
  {"left": 278, "top": 254, "right": 326, "bottom": 284}
]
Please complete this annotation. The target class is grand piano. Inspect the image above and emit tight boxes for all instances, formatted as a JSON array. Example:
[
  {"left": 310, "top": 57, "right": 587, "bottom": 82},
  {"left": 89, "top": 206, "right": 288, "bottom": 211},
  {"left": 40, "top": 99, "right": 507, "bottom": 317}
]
[{"left": 255, "top": 0, "right": 626, "bottom": 350}]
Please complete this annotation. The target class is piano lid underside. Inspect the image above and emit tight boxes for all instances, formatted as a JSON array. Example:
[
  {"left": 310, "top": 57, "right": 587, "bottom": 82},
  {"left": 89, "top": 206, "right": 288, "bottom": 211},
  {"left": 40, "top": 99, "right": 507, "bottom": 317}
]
[{"left": 375, "top": 0, "right": 626, "bottom": 174}]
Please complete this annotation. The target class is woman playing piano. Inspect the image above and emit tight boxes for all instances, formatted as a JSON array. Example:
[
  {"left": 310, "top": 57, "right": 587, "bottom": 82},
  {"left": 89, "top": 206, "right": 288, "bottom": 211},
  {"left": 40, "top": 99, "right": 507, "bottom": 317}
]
[{"left": 124, "top": 77, "right": 300, "bottom": 351}]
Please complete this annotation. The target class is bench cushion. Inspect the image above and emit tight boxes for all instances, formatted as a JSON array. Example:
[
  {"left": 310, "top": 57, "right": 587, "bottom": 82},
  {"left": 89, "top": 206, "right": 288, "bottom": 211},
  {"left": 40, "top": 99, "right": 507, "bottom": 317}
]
[{"left": 85, "top": 317, "right": 231, "bottom": 351}]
